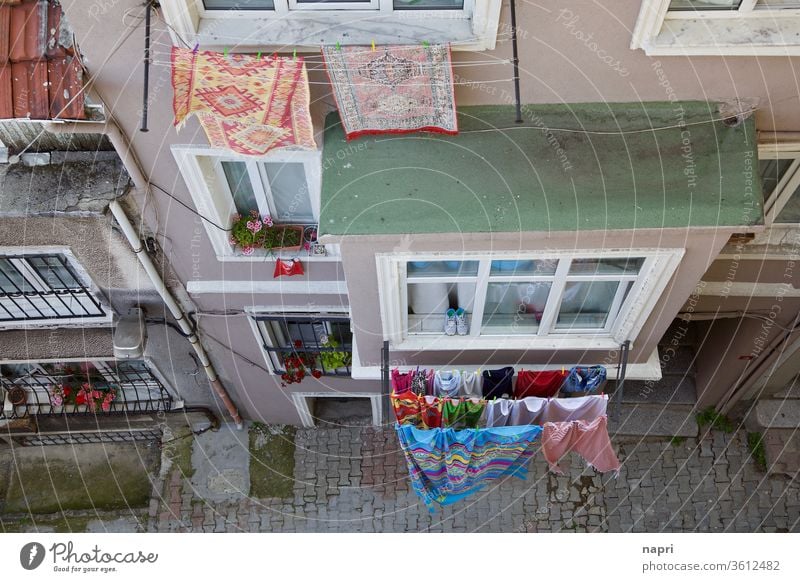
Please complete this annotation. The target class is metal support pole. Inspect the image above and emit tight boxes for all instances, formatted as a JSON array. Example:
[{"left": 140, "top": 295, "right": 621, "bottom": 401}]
[
  {"left": 140, "top": 2, "right": 151, "bottom": 133},
  {"left": 614, "top": 340, "right": 631, "bottom": 422},
  {"left": 509, "top": 0, "right": 523, "bottom": 123},
  {"left": 382, "top": 340, "right": 390, "bottom": 426}
]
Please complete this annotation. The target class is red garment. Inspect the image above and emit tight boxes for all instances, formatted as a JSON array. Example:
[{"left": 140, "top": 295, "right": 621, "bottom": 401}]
[
  {"left": 515, "top": 370, "right": 568, "bottom": 398},
  {"left": 420, "top": 396, "right": 442, "bottom": 429},
  {"left": 391, "top": 369, "right": 414, "bottom": 394},
  {"left": 391, "top": 390, "right": 421, "bottom": 426},
  {"left": 273, "top": 259, "right": 304, "bottom": 277}
]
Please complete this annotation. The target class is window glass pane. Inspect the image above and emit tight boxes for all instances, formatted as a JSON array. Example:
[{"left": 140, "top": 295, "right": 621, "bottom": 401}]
[
  {"left": 27, "top": 257, "right": 80, "bottom": 289},
  {"left": 555, "top": 281, "right": 620, "bottom": 330},
  {"left": 568, "top": 258, "right": 644, "bottom": 275},
  {"left": 775, "top": 183, "right": 800, "bottom": 223},
  {"left": 0, "top": 259, "right": 33, "bottom": 293},
  {"left": 759, "top": 158, "right": 794, "bottom": 201},
  {"left": 263, "top": 162, "right": 314, "bottom": 224},
  {"left": 490, "top": 259, "right": 557, "bottom": 276},
  {"left": 482, "top": 281, "right": 551, "bottom": 334},
  {"left": 296, "top": 0, "right": 371, "bottom": 3},
  {"left": 669, "top": 0, "right": 741, "bottom": 9},
  {"left": 204, "top": 0, "right": 275, "bottom": 9},
  {"left": 408, "top": 282, "right": 475, "bottom": 333},
  {"left": 221, "top": 161, "right": 259, "bottom": 215},
  {"left": 394, "top": 0, "right": 464, "bottom": 9},
  {"left": 407, "top": 261, "right": 479, "bottom": 277},
  {"left": 756, "top": 0, "right": 800, "bottom": 7}
]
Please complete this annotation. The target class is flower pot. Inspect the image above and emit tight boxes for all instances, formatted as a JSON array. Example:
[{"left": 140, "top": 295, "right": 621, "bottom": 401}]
[
  {"left": 273, "top": 225, "right": 304, "bottom": 252},
  {"left": 8, "top": 387, "right": 27, "bottom": 406}
]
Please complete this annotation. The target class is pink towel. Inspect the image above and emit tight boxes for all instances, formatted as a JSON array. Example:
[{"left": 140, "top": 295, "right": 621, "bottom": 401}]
[{"left": 542, "top": 415, "right": 620, "bottom": 474}]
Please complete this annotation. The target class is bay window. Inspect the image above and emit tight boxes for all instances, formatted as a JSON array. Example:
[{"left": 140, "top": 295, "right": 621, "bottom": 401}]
[{"left": 378, "top": 250, "right": 684, "bottom": 349}]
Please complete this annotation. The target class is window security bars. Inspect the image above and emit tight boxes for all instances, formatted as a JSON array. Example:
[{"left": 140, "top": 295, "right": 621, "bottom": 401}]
[
  {"left": 0, "top": 255, "right": 105, "bottom": 322},
  {"left": 255, "top": 314, "right": 353, "bottom": 377},
  {"left": 0, "top": 360, "right": 174, "bottom": 419}
]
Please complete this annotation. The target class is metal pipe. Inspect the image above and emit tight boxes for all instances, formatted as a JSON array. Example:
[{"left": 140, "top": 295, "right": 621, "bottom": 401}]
[
  {"left": 613, "top": 340, "right": 630, "bottom": 423},
  {"left": 110, "top": 200, "right": 243, "bottom": 429},
  {"left": 509, "top": 0, "right": 523, "bottom": 123},
  {"left": 141, "top": 2, "right": 151, "bottom": 133},
  {"left": 382, "top": 340, "right": 390, "bottom": 425}
]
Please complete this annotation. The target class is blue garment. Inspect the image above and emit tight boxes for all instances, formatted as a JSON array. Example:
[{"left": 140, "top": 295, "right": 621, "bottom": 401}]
[
  {"left": 395, "top": 424, "right": 542, "bottom": 511},
  {"left": 562, "top": 366, "right": 607, "bottom": 394}
]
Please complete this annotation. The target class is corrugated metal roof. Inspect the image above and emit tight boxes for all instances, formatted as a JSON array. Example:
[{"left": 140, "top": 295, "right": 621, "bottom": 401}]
[{"left": 0, "top": 0, "right": 84, "bottom": 120}]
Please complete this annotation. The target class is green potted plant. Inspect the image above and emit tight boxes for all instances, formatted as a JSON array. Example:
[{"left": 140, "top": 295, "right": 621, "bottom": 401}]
[
  {"left": 230, "top": 211, "right": 303, "bottom": 255},
  {"left": 318, "top": 338, "right": 351, "bottom": 372}
]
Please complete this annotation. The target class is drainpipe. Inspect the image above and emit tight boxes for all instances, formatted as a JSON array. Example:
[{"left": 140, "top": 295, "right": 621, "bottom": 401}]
[{"left": 43, "top": 120, "right": 244, "bottom": 429}]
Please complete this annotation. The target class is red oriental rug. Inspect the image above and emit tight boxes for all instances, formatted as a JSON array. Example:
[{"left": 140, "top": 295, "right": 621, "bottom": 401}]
[
  {"left": 171, "top": 47, "right": 315, "bottom": 155},
  {"left": 321, "top": 44, "right": 457, "bottom": 139}
]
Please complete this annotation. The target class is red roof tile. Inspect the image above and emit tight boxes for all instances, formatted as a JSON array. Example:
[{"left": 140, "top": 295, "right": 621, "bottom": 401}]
[{"left": 0, "top": 0, "right": 84, "bottom": 120}]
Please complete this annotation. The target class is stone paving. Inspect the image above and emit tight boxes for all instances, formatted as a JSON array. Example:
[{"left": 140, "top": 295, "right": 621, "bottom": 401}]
[{"left": 148, "top": 425, "right": 800, "bottom": 533}]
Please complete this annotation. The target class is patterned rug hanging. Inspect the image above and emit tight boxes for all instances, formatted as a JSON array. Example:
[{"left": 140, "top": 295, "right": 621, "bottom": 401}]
[
  {"left": 171, "top": 47, "right": 315, "bottom": 156},
  {"left": 395, "top": 424, "right": 542, "bottom": 511},
  {"left": 321, "top": 44, "right": 457, "bottom": 139}
]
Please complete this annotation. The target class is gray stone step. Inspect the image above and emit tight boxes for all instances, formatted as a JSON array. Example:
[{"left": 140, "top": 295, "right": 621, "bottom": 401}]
[
  {"left": 611, "top": 375, "right": 697, "bottom": 405},
  {"left": 608, "top": 402, "right": 698, "bottom": 438},
  {"left": 763, "top": 429, "right": 800, "bottom": 476},
  {"left": 658, "top": 345, "right": 697, "bottom": 375},
  {"left": 750, "top": 399, "right": 800, "bottom": 430},
  {"left": 771, "top": 381, "right": 800, "bottom": 400}
]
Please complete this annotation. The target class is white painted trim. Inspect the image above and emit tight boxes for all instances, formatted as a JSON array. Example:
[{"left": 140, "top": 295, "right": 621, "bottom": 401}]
[
  {"left": 698, "top": 281, "right": 800, "bottom": 296},
  {"left": 351, "top": 347, "right": 663, "bottom": 382},
  {"left": 290, "top": 392, "right": 382, "bottom": 427},
  {"left": 187, "top": 280, "right": 348, "bottom": 294}
]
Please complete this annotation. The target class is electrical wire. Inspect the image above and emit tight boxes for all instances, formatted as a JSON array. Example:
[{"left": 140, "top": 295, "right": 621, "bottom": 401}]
[{"left": 148, "top": 182, "right": 231, "bottom": 232}]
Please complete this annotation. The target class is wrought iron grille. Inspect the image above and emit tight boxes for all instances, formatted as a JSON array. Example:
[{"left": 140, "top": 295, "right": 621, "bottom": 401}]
[
  {"left": 0, "top": 254, "right": 105, "bottom": 322},
  {"left": 18, "top": 429, "right": 163, "bottom": 447},
  {"left": 255, "top": 314, "right": 353, "bottom": 377},
  {"left": 0, "top": 359, "right": 174, "bottom": 419}
]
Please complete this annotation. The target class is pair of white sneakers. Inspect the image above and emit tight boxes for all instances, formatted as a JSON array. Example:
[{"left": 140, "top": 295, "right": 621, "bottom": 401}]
[{"left": 444, "top": 308, "right": 469, "bottom": 336}]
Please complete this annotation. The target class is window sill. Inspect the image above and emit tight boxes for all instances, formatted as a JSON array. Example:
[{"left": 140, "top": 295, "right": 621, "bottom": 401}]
[
  {"left": 643, "top": 17, "right": 800, "bottom": 55},
  {"left": 217, "top": 243, "right": 341, "bottom": 262},
  {"left": 195, "top": 13, "right": 484, "bottom": 50},
  {"left": 394, "top": 334, "right": 625, "bottom": 352}
]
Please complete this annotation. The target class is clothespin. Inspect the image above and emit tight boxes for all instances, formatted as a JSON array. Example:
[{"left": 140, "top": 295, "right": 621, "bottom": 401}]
[
  {"left": 371, "top": 40, "right": 376, "bottom": 52},
  {"left": 192, "top": 43, "right": 199, "bottom": 54},
  {"left": 562, "top": 366, "right": 565, "bottom": 374},
  {"left": 293, "top": 48, "right": 297, "bottom": 60},
  {"left": 257, "top": 51, "right": 262, "bottom": 60},
  {"left": 422, "top": 40, "right": 429, "bottom": 48},
  {"left": 336, "top": 41, "right": 341, "bottom": 51},
  {"left": 224, "top": 47, "right": 229, "bottom": 57}
]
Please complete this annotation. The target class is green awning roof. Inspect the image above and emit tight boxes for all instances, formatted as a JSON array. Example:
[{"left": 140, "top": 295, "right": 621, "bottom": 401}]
[{"left": 320, "top": 102, "right": 761, "bottom": 236}]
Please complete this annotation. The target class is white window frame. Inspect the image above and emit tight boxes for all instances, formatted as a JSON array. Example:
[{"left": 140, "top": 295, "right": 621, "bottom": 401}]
[
  {"left": 631, "top": 0, "right": 800, "bottom": 55},
  {"left": 758, "top": 143, "right": 800, "bottom": 225},
  {"left": 0, "top": 248, "right": 112, "bottom": 328},
  {"left": 162, "top": 0, "right": 495, "bottom": 51},
  {"left": 377, "top": 249, "right": 685, "bottom": 351},
  {"left": 172, "top": 145, "right": 325, "bottom": 261}
]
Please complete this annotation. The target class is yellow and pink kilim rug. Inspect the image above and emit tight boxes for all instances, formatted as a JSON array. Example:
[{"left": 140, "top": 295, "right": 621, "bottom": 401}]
[
  {"left": 322, "top": 44, "right": 457, "bottom": 140},
  {"left": 171, "top": 47, "right": 315, "bottom": 156}
]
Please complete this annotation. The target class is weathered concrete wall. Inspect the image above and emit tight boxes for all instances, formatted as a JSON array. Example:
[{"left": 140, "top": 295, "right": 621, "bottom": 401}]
[{"left": 0, "top": 153, "right": 128, "bottom": 215}]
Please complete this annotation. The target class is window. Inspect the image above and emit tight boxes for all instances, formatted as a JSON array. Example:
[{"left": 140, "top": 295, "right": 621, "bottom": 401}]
[
  {"left": 254, "top": 313, "right": 353, "bottom": 377},
  {"left": 378, "top": 250, "right": 684, "bottom": 350},
  {"left": 172, "top": 146, "right": 322, "bottom": 259},
  {"left": 631, "top": 0, "right": 800, "bottom": 55},
  {"left": 758, "top": 147, "right": 800, "bottom": 224},
  {"left": 162, "top": 1, "right": 496, "bottom": 50},
  {"left": 0, "top": 254, "right": 107, "bottom": 324},
  {"left": 0, "top": 359, "right": 174, "bottom": 418}
]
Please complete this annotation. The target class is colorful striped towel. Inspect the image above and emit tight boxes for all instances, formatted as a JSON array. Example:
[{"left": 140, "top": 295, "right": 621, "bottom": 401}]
[{"left": 395, "top": 424, "right": 542, "bottom": 511}]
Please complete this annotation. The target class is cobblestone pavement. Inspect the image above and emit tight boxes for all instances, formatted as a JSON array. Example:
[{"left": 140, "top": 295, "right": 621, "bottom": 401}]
[{"left": 149, "top": 427, "right": 800, "bottom": 533}]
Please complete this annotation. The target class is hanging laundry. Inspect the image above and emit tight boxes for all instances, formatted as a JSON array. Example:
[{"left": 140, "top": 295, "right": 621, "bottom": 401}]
[
  {"left": 391, "top": 369, "right": 414, "bottom": 394},
  {"left": 541, "top": 415, "right": 620, "bottom": 475},
  {"left": 434, "top": 370, "right": 461, "bottom": 398},
  {"left": 442, "top": 398, "right": 484, "bottom": 429},
  {"left": 561, "top": 366, "right": 607, "bottom": 396},
  {"left": 507, "top": 397, "right": 548, "bottom": 427},
  {"left": 459, "top": 370, "right": 483, "bottom": 398},
  {"left": 321, "top": 44, "right": 458, "bottom": 140},
  {"left": 515, "top": 369, "right": 568, "bottom": 399},
  {"left": 390, "top": 391, "right": 421, "bottom": 426},
  {"left": 426, "top": 368, "right": 435, "bottom": 396},
  {"left": 396, "top": 424, "right": 542, "bottom": 511},
  {"left": 485, "top": 398, "right": 515, "bottom": 427},
  {"left": 540, "top": 395, "right": 608, "bottom": 424},
  {"left": 172, "top": 47, "right": 315, "bottom": 155},
  {"left": 410, "top": 368, "right": 429, "bottom": 396},
  {"left": 482, "top": 367, "right": 514, "bottom": 399},
  {"left": 420, "top": 395, "right": 443, "bottom": 429}
]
